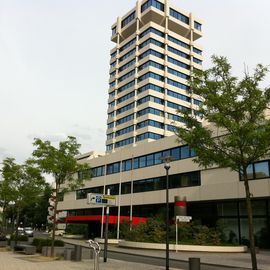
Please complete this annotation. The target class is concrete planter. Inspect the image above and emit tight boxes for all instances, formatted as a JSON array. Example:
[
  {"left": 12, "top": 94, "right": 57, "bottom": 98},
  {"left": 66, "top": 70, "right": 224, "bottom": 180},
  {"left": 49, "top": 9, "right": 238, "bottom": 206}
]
[
  {"left": 119, "top": 240, "right": 248, "bottom": 253},
  {"left": 94, "top": 238, "right": 120, "bottom": 244},
  {"left": 9, "top": 241, "right": 29, "bottom": 249},
  {"left": 42, "top": 246, "right": 67, "bottom": 257},
  {"left": 0, "top": 241, "right": 8, "bottom": 247},
  {"left": 63, "top": 234, "right": 84, "bottom": 239}
]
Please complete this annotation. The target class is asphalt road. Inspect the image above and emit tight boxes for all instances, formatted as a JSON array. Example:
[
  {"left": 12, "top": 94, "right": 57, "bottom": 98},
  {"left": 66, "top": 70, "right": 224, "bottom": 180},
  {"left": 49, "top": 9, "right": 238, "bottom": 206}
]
[{"left": 102, "top": 249, "right": 250, "bottom": 270}]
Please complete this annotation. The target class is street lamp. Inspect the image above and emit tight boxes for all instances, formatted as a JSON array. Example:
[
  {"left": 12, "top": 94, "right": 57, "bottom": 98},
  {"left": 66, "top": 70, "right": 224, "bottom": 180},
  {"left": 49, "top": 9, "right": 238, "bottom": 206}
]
[{"left": 160, "top": 156, "right": 175, "bottom": 270}]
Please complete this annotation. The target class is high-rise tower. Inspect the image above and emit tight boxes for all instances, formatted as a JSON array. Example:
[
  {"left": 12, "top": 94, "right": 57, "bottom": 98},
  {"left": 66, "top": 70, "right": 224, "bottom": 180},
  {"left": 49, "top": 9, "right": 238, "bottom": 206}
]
[{"left": 106, "top": 0, "right": 203, "bottom": 152}]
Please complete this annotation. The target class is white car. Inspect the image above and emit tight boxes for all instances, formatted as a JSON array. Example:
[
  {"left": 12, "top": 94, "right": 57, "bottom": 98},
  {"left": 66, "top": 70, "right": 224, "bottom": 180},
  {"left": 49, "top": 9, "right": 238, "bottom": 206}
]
[
  {"left": 17, "top": 227, "right": 25, "bottom": 236},
  {"left": 24, "top": 227, "right": 34, "bottom": 237}
]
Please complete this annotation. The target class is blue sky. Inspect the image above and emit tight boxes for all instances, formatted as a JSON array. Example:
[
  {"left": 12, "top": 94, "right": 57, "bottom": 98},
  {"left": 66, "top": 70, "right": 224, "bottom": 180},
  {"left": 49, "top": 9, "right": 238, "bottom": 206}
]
[{"left": 0, "top": 0, "right": 270, "bottom": 163}]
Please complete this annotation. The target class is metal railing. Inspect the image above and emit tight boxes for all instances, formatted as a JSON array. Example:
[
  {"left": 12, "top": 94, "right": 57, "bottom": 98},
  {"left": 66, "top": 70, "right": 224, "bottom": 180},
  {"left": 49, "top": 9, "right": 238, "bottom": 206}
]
[{"left": 86, "top": 240, "right": 100, "bottom": 270}]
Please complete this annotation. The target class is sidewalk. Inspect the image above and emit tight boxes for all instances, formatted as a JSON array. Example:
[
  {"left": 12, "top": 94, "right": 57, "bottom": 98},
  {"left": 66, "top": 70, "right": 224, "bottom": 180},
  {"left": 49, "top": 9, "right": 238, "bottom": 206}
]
[
  {"left": 0, "top": 250, "right": 182, "bottom": 270},
  {"left": 63, "top": 238, "right": 270, "bottom": 270}
]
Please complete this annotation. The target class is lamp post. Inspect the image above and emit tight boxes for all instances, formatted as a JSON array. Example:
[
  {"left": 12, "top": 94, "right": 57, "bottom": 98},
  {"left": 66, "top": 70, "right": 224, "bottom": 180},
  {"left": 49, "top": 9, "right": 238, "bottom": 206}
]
[{"left": 161, "top": 156, "right": 175, "bottom": 270}]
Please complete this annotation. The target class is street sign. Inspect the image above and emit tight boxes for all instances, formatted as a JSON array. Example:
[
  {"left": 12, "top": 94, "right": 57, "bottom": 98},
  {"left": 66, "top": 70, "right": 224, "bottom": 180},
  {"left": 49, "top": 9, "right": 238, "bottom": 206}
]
[
  {"left": 176, "top": 215, "right": 192, "bottom": 222},
  {"left": 87, "top": 193, "right": 116, "bottom": 206}
]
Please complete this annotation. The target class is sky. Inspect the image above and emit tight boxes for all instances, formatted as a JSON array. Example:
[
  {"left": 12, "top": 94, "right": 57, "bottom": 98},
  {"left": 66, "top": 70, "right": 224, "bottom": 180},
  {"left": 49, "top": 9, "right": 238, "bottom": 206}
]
[{"left": 0, "top": 0, "right": 270, "bottom": 164}]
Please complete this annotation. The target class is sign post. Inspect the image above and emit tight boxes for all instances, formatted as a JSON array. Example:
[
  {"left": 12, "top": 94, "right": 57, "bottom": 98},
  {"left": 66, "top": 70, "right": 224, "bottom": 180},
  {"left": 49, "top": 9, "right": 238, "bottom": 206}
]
[
  {"left": 175, "top": 216, "right": 192, "bottom": 252},
  {"left": 87, "top": 191, "right": 116, "bottom": 263}
]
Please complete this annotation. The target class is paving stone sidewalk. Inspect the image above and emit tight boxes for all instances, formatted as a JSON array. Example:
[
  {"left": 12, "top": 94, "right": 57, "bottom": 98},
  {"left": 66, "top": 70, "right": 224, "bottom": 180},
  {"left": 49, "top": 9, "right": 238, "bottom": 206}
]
[
  {"left": 63, "top": 238, "right": 270, "bottom": 270},
  {"left": 0, "top": 251, "right": 182, "bottom": 270}
]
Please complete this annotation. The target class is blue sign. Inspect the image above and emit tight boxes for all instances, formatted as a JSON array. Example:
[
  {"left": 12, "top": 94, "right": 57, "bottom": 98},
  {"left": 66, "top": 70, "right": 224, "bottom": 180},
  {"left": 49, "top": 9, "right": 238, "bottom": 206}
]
[{"left": 96, "top": 195, "right": 102, "bottom": 204}]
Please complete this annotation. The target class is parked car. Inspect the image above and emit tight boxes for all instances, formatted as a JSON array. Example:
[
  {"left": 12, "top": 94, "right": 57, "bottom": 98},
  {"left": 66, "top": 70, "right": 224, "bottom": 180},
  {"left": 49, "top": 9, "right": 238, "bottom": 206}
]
[
  {"left": 18, "top": 227, "right": 25, "bottom": 236},
  {"left": 24, "top": 227, "right": 34, "bottom": 237}
]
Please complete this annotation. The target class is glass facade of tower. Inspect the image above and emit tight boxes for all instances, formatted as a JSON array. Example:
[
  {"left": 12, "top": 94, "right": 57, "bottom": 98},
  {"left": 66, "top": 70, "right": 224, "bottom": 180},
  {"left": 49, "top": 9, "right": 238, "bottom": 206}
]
[{"left": 106, "top": 0, "right": 203, "bottom": 152}]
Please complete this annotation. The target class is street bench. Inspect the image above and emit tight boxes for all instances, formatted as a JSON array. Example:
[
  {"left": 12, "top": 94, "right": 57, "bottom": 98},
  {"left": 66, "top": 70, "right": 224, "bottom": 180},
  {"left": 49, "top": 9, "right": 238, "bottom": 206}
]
[{"left": 14, "top": 244, "right": 36, "bottom": 255}]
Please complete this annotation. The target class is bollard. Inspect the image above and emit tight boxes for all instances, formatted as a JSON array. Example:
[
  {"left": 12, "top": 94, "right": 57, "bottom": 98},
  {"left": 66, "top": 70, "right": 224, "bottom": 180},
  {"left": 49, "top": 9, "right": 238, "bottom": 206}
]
[
  {"left": 189, "top": 257, "right": 200, "bottom": 270},
  {"left": 64, "top": 248, "right": 73, "bottom": 260},
  {"left": 74, "top": 245, "right": 82, "bottom": 261}
]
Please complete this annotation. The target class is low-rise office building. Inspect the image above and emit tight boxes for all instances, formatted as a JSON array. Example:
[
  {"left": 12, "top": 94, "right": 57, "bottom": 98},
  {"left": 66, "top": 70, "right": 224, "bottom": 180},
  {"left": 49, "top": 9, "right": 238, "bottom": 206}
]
[{"left": 58, "top": 133, "right": 270, "bottom": 247}]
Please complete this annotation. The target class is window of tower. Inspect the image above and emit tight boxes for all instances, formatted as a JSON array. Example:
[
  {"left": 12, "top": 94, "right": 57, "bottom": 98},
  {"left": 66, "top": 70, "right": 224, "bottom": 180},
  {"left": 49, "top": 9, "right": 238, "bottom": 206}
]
[
  {"left": 139, "top": 27, "right": 165, "bottom": 38},
  {"left": 168, "top": 56, "right": 190, "bottom": 70},
  {"left": 115, "top": 137, "right": 134, "bottom": 148},
  {"left": 169, "top": 8, "right": 189, "bottom": 25},
  {"left": 194, "top": 21, "right": 202, "bottom": 31},
  {"left": 141, "top": 0, "right": 164, "bottom": 13},
  {"left": 121, "top": 11, "right": 136, "bottom": 28}
]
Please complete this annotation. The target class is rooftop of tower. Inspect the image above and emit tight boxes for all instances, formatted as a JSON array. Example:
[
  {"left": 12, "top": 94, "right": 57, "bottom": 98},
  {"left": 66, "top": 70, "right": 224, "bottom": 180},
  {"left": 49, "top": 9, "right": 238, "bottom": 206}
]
[{"left": 111, "top": 0, "right": 202, "bottom": 44}]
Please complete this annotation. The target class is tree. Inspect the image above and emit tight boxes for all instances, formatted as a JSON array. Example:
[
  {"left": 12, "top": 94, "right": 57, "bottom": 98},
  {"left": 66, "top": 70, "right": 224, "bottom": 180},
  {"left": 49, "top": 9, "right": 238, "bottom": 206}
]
[
  {"left": 32, "top": 136, "right": 90, "bottom": 256},
  {"left": 176, "top": 56, "right": 270, "bottom": 270},
  {"left": 0, "top": 158, "right": 46, "bottom": 237},
  {"left": 22, "top": 183, "right": 52, "bottom": 229}
]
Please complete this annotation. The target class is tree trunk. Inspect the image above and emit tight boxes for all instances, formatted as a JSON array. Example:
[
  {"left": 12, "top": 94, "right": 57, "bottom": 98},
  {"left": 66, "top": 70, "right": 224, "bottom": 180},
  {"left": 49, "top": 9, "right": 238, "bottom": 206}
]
[
  {"left": 2, "top": 204, "right": 7, "bottom": 231},
  {"left": 51, "top": 185, "right": 59, "bottom": 257},
  {"left": 14, "top": 208, "right": 20, "bottom": 246},
  {"left": 243, "top": 170, "right": 257, "bottom": 270}
]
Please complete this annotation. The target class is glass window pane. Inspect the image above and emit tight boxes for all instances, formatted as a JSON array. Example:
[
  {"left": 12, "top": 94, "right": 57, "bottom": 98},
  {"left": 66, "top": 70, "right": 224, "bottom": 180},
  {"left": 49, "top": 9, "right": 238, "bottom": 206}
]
[
  {"left": 247, "top": 164, "right": 254, "bottom": 179},
  {"left": 162, "top": 150, "right": 170, "bottom": 157},
  {"left": 217, "top": 202, "right": 238, "bottom": 216},
  {"left": 169, "top": 174, "right": 180, "bottom": 188},
  {"left": 189, "top": 172, "right": 200, "bottom": 186},
  {"left": 181, "top": 145, "right": 190, "bottom": 159},
  {"left": 126, "top": 160, "right": 132, "bottom": 171},
  {"left": 190, "top": 148, "right": 196, "bottom": 157},
  {"left": 240, "top": 218, "right": 268, "bottom": 247},
  {"left": 147, "top": 154, "right": 154, "bottom": 166},
  {"left": 171, "top": 147, "right": 181, "bottom": 160},
  {"left": 154, "top": 152, "right": 162, "bottom": 164},
  {"left": 239, "top": 200, "right": 267, "bottom": 216},
  {"left": 217, "top": 218, "right": 239, "bottom": 244},
  {"left": 133, "top": 158, "right": 139, "bottom": 169},
  {"left": 153, "top": 177, "right": 164, "bottom": 190},
  {"left": 254, "top": 161, "right": 269, "bottom": 179},
  {"left": 121, "top": 182, "right": 131, "bottom": 194},
  {"left": 181, "top": 174, "right": 189, "bottom": 187},
  {"left": 139, "top": 156, "right": 147, "bottom": 168}
]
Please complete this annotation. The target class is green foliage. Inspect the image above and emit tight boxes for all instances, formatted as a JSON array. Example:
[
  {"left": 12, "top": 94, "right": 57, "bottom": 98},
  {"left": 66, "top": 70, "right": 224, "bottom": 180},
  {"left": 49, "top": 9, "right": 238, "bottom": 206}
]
[
  {"left": 31, "top": 136, "right": 91, "bottom": 252},
  {"left": 124, "top": 218, "right": 165, "bottom": 243},
  {"left": 22, "top": 183, "right": 53, "bottom": 229},
  {"left": 65, "top": 224, "right": 88, "bottom": 236},
  {"left": 32, "top": 238, "right": 64, "bottom": 252},
  {"left": 176, "top": 56, "right": 269, "bottom": 269},
  {"left": 32, "top": 136, "right": 90, "bottom": 191},
  {"left": 173, "top": 223, "right": 222, "bottom": 246},
  {"left": 0, "top": 232, "right": 7, "bottom": 241},
  {"left": 119, "top": 220, "right": 131, "bottom": 239},
  {"left": 176, "top": 55, "right": 270, "bottom": 174},
  {"left": 10, "top": 234, "right": 28, "bottom": 242},
  {"left": 0, "top": 158, "right": 46, "bottom": 230},
  {"left": 121, "top": 218, "right": 222, "bottom": 245}
]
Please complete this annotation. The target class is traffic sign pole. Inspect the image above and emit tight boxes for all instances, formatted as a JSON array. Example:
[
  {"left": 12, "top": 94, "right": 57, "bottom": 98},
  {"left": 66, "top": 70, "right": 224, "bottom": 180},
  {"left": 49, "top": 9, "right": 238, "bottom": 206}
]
[
  {"left": 104, "top": 189, "right": 110, "bottom": 263},
  {"left": 175, "top": 216, "right": 192, "bottom": 252}
]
